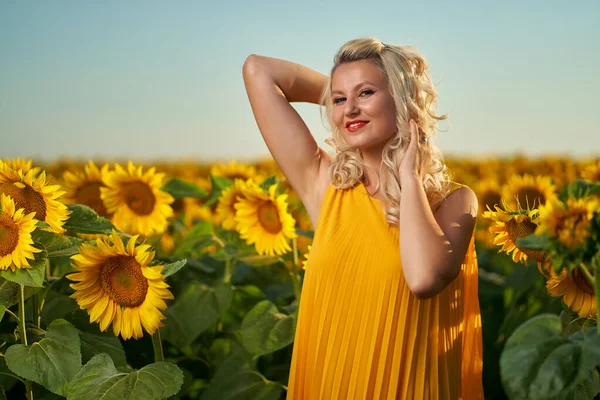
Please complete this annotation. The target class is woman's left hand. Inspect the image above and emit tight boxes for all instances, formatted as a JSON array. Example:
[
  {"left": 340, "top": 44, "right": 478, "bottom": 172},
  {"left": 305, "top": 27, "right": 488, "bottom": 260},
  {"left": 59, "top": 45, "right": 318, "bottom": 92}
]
[{"left": 399, "top": 119, "right": 428, "bottom": 182}]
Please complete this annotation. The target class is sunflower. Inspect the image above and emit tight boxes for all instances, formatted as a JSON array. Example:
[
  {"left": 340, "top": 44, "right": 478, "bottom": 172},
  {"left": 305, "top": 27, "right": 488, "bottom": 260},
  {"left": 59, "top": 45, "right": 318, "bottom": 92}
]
[
  {"left": 536, "top": 197, "right": 599, "bottom": 249},
  {"left": 216, "top": 179, "right": 247, "bottom": 231},
  {"left": 0, "top": 194, "right": 42, "bottom": 272},
  {"left": 180, "top": 177, "right": 218, "bottom": 227},
  {"left": 101, "top": 162, "right": 174, "bottom": 237},
  {"left": 234, "top": 181, "right": 297, "bottom": 256},
  {"left": 482, "top": 205, "right": 546, "bottom": 263},
  {"left": 68, "top": 230, "right": 174, "bottom": 340},
  {"left": 2, "top": 158, "right": 42, "bottom": 176},
  {"left": 210, "top": 161, "right": 258, "bottom": 182},
  {"left": 0, "top": 161, "right": 70, "bottom": 234},
  {"left": 546, "top": 267, "right": 596, "bottom": 318},
  {"left": 501, "top": 174, "right": 557, "bottom": 211},
  {"left": 474, "top": 179, "right": 503, "bottom": 215},
  {"left": 580, "top": 160, "right": 600, "bottom": 183},
  {"left": 62, "top": 160, "right": 111, "bottom": 218}
]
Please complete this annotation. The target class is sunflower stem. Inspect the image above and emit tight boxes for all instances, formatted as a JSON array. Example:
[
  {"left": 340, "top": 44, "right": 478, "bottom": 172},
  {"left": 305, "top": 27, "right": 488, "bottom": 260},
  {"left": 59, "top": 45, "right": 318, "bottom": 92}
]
[
  {"left": 18, "top": 285, "right": 34, "bottom": 400},
  {"left": 5, "top": 308, "right": 19, "bottom": 322},
  {"left": 595, "top": 268, "right": 600, "bottom": 336},
  {"left": 290, "top": 238, "right": 302, "bottom": 304},
  {"left": 224, "top": 257, "right": 232, "bottom": 284},
  {"left": 151, "top": 330, "right": 164, "bottom": 363},
  {"left": 579, "top": 263, "right": 594, "bottom": 287},
  {"left": 31, "top": 293, "right": 40, "bottom": 329},
  {"left": 45, "top": 258, "right": 50, "bottom": 279}
]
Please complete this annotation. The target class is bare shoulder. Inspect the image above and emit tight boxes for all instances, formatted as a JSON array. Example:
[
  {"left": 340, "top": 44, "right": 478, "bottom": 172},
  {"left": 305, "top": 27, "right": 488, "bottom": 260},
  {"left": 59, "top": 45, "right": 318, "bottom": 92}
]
[
  {"left": 433, "top": 185, "right": 478, "bottom": 267},
  {"left": 434, "top": 184, "right": 478, "bottom": 218}
]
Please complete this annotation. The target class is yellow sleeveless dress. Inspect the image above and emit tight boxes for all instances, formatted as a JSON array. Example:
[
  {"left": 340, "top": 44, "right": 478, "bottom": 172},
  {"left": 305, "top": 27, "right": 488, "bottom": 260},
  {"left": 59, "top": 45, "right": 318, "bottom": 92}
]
[{"left": 286, "top": 182, "right": 483, "bottom": 400}]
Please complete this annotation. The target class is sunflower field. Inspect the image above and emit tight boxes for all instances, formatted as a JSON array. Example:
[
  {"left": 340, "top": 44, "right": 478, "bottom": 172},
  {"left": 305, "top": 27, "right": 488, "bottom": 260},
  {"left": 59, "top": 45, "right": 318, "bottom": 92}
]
[{"left": 0, "top": 155, "right": 599, "bottom": 400}]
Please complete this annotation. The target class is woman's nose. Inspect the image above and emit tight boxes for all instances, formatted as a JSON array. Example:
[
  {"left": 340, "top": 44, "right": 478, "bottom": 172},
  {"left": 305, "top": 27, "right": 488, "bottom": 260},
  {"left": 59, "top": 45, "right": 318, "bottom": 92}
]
[{"left": 344, "top": 98, "right": 359, "bottom": 116}]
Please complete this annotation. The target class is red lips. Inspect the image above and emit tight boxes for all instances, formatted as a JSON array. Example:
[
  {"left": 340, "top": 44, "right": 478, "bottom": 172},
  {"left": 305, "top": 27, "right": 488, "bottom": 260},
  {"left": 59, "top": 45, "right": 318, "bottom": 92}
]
[{"left": 345, "top": 120, "right": 369, "bottom": 128}]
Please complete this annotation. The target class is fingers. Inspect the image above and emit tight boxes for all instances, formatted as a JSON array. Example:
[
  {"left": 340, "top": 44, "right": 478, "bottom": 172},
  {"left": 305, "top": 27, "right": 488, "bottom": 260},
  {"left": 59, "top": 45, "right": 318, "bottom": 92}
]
[
  {"left": 410, "top": 119, "right": 428, "bottom": 146},
  {"left": 409, "top": 119, "right": 418, "bottom": 149}
]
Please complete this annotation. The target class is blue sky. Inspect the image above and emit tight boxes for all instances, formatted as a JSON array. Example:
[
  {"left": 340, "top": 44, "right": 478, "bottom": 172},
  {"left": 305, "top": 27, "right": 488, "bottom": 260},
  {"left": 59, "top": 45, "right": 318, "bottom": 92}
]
[{"left": 1, "top": 1, "right": 599, "bottom": 162}]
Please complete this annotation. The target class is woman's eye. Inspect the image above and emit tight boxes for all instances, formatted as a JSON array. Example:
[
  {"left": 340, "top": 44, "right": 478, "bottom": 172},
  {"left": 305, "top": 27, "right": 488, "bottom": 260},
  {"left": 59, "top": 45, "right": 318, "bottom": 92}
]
[
  {"left": 333, "top": 97, "right": 345, "bottom": 104},
  {"left": 360, "top": 89, "right": 374, "bottom": 96}
]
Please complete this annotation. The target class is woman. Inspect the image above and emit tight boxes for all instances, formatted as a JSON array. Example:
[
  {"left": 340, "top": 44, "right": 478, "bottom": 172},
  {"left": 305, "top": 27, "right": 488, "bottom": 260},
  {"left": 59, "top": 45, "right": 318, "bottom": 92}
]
[{"left": 242, "top": 37, "right": 483, "bottom": 400}]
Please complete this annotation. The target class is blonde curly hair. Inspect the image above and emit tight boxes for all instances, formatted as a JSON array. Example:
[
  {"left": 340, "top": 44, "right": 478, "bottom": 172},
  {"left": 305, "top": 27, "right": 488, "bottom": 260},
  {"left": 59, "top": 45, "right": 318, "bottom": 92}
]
[{"left": 319, "top": 37, "right": 453, "bottom": 226}]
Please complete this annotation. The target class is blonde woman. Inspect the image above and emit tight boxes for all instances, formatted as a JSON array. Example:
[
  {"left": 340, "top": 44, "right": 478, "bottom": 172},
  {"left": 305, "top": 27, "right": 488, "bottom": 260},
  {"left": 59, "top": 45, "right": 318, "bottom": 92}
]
[{"left": 242, "top": 38, "right": 483, "bottom": 399}]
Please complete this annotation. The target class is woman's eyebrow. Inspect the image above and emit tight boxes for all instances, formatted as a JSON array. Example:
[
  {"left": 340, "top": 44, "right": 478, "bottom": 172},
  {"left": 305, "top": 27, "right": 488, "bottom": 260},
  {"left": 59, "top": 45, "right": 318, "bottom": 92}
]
[{"left": 331, "top": 81, "right": 378, "bottom": 95}]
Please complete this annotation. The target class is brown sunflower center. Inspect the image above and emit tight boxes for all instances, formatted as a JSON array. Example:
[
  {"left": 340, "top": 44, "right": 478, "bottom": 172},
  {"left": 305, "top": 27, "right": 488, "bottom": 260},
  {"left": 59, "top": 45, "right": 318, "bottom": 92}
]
[
  {"left": 0, "top": 182, "right": 47, "bottom": 221},
  {"left": 506, "top": 218, "right": 547, "bottom": 262},
  {"left": 171, "top": 198, "right": 184, "bottom": 214},
  {"left": 572, "top": 268, "right": 595, "bottom": 295},
  {"left": 100, "top": 255, "right": 149, "bottom": 307},
  {"left": 0, "top": 214, "right": 19, "bottom": 257},
  {"left": 506, "top": 218, "right": 537, "bottom": 241},
  {"left": 517, "top": 187, "right": 545, "bottom": 208},
  {"left": 76, "top": 181, "right": 109, "bottom": 217},
  {"left": 257, "top": 202, "right": 282, "bottom": 234},
  {"left": 226, "top": 174, "right": 250, "bottom": 181},
  {"left": 481, "top": 190, "right": 501, "bottom": 211},
  {"left": 121, "top": 181, "right": 156, "bottom": 216}
]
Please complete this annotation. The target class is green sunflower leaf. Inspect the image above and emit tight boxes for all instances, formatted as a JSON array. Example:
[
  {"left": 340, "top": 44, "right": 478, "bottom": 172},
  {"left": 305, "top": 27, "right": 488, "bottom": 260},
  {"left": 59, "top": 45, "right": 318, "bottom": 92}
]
[
  {"left": 200, "top": 349, "right": 283, "bottom": 400},
  {"left": 0, "top": 248, "right": 47, "bottom": 287},
  {"left": 240, "top": 300, "right": 296, "bottom": 357},
  {"left": 5, "top": 319, "right": 82, "bottom": 396},
  {"left": 35, "top": 221, "right": 52, "bottom": 230},
  {"left": 161, "top": 259, "right": 187, "bottom": 277},
  {"left": 78, "top": 330, "right": 127, "bottom": 368},
  {"left": 515, "top": 233, "right": 549, "bottom": 250},
  {"left": 296, "top": 228, "right": 314, "bottom": 239},
  {"left": 500, "top": 314, "right": 600, "bottom": 400},
  {"left": 32, "top": 230, "right": 83, "bottom": 258},
  {"left": 259, "top": 175, "right": 278, "bottom": 191},
  {"left": 204, "top": 175, "right": 233, "bottom": 206},
  {"left": 161, "top": 177, "right": 209, "bottom": 200},
  {"left": 64, "top": 204, "right": 115, "bottom": 235},
  {"left": 161, "top": 281, "right": 232, "bottom": 349},
  {"left": 67, "top": 353, "right": 183, "bottom": 400},
  {"left": 0, "top": 278, "right": 42, "bottom": 308}
]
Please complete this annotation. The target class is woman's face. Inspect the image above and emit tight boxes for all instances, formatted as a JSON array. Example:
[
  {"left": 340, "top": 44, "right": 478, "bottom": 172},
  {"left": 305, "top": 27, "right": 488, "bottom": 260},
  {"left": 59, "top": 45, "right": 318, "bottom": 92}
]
[{"left": 331, "top": 60, "right": 398, "bottom": 153}]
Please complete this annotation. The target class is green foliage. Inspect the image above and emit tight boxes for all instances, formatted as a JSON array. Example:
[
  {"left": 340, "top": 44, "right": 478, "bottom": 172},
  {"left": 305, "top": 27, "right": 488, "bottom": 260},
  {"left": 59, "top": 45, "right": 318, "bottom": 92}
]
[
  {"left": 162, "top": 177, "right": 209, "bottom": 200},
  {"left": 200, "top": 349, "right": 283, "bottom": 400},
  {"left": 161, "top": 282, "right": 233, "bottom": 349},
  {"left": 5, "top": 319, "right": 82, "bottom": 396},
  {"left": 172, "top": 221, "right": 215, "bottom": 258},
  {"left": 515, "top": 234, "right": 550, "bottom": 251},
  {"left": 78, "top": 331, "right": 128, "bottom": 368},
  {"left": 240, "top": 300, "right": 296, "bottom": 357},
  {"left": 0, "top": 278, "right": 41, "bottom": 308},
  {"left": 204, "top": 175, "right": 234, "bottom": 206},
  {"left": 64, "top": 204, "right": 115, "bottom": 234},
  {"left": 259, "top": 175, "right": 279, "bottom": 191},
  {"left": 32, "top": 230, "right": 83, "bottom": 258},
  {"left": 67, "top": 353, "right": 183, "bottom": 400},
  {"left": 500, "top": 315, "right": 600, "bottom": 400},
  {"left": 162, "top": 259, "right": 187, "bottom": 277},
  {"left": 0, "top": 248, "right": 47, "bottom": 287}
]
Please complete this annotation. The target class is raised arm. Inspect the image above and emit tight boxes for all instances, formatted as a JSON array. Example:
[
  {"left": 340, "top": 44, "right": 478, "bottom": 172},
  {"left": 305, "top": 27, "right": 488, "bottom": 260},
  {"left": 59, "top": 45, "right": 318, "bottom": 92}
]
[{"left": 242, "top": 55, "right": 331, "bottom": 205}]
